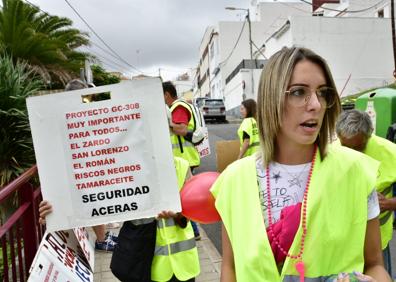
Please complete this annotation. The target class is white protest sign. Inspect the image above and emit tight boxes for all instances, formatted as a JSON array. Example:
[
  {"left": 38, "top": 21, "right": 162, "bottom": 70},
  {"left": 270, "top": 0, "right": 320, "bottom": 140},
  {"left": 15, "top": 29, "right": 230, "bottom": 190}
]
[
  {"left": 29, "top": 229, "right": 93, "bottom": 282},
  {"left": 72, "top": 228, "right": 94, "bottom": 271},
  {"left": 195, "top": 127, "right": 211, "bottom": 158},
  {"left": 27, "top": 79, "right": 180, "bottom": 231}
]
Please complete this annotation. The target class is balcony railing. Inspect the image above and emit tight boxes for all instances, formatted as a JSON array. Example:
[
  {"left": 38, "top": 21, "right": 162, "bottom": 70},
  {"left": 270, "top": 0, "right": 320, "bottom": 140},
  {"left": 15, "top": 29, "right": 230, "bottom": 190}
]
[{"left": 0, "top": 165, "right": 45, "bottom": 282}]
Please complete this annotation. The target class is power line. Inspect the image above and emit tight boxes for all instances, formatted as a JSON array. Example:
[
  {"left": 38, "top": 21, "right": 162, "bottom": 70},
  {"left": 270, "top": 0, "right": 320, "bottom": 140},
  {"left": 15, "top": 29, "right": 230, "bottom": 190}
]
[
  {"left": 84, "top": 47, "right": 131, "bottom": 73},
  {"left": 22, "top": 0, "right": 138, "bottom": 74},
  {"left": 278, "top": 1, "right": 312, "bottom": 14},
  {"left": 251, "top": 40, "right": 267, "bottom": 59},
  {"left": 86, "top": 47, "right": 129, "bottom": 71},
  {"left": 220, "top": 19, "right": 247, "bottom": 66},
  {"left": 160, "top": 67, "right": 194, "bottom": 73},
  {"left": 63, "top": 0, "right": 144, "bottom": 74},
  {"left": 90, "top": 41, "right": 137, "bottom": 70},
  {"left": 300, "top": 0, "right": 387, "bottom": 14},
  {"left": 100, "top": 61, "right": 130, "bottom": 75},
  {"left": 90, "top": 41, "right": 159, "bottom": 75}
]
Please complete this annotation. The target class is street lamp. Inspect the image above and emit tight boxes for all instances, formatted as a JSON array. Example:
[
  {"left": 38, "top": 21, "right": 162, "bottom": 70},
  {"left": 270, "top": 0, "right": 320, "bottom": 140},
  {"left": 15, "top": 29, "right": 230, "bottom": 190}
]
[
  {"left": 225, "top": 7, "right": 253, "bottom": 61},
  {"left": 225, "top": 7, "right": 254, "bottom": 99}
]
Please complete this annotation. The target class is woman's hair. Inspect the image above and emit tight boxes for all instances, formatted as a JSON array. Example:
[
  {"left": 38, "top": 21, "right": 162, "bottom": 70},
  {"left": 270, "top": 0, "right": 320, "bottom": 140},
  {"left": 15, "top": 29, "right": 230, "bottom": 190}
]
[
  {"left": 257, "top": 46, "right": 341, "bottom": 166},
  {"left": 241, "top": 99, "right": 257, "bottom": 119}
]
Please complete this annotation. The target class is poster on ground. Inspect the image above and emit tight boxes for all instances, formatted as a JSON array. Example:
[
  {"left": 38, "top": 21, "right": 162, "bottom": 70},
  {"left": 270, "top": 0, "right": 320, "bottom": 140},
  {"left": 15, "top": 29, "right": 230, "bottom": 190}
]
[
  {"left": 27, "top": 79, "right": 180, "bottom": 231},
  {"left": 28, "top": 228, "right": 94, "bottom": 282}
]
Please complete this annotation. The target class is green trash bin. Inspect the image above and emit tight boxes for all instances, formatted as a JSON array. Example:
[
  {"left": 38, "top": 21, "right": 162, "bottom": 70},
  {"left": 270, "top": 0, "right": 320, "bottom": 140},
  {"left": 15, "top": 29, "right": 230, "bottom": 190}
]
[{"left": 355, "top": 88, "right": 396, "bottom": 138}]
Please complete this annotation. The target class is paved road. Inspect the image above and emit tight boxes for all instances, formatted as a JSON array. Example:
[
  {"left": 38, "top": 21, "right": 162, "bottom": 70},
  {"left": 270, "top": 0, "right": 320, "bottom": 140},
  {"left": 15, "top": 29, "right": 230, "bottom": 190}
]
[
  {"left": 195, "top": 122, "right": 239, "bottom": 254},
  {"left": 196, "top": 122, "right": 396, "bottom": 277}
]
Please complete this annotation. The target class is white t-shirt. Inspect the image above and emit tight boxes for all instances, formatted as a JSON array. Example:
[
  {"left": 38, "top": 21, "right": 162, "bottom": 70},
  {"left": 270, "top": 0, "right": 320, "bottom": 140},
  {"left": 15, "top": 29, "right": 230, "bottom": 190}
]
[{"left": 256, "top": 159, "right": 380, "bottom": 226}]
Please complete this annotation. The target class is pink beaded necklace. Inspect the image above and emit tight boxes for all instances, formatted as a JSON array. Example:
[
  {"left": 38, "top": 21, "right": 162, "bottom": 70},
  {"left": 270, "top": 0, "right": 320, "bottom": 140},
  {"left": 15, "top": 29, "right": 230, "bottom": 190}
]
[{"left": 265, "top": 145, "right": 317, "bottom": 282}]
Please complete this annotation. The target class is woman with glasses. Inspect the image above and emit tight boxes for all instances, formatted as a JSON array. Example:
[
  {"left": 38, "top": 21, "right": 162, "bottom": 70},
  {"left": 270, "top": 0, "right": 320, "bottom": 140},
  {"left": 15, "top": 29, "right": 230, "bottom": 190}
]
[
  {"left": 211, "top": 47, "right": 390, "bottom": 281},
  {"left": 237, "top": 99, "right": 260, "bottom": 159}
]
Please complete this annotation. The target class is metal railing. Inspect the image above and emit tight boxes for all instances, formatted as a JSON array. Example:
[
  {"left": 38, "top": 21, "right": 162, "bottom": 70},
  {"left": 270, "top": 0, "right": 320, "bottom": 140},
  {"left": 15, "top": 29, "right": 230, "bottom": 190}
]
[{"left": 0, "top": 165, "right": 45, "bottom": 282}]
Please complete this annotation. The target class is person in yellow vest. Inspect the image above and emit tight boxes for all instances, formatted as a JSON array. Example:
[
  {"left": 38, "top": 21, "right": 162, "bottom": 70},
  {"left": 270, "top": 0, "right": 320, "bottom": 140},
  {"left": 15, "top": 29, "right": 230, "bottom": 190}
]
[
  {"left": 162, "top": 81, "right": 200, "bottom": 170},
  {"left": 336, "top": 109, "right": 396, "bottom": 276},
  {"left": 210, "top": 47, "right": 391, "bottom": 281},
  {"left": 38, "top": 157, "right": 200, "bottom": 282},
  {"left": 163, "top": 81, "right": 201, "bottom": 240},
  {"left": 152, "top": 157, "right": 200, "bottom": 282},
  {"left": 237, "top": 99, "right": 260, "bottom": 159}
]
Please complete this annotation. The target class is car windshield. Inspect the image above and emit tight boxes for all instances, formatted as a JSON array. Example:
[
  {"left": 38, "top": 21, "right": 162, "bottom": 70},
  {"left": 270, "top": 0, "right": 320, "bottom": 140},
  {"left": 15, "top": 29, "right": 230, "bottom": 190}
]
[
  {"left": 205, "top": 100, "right": 223, "bottom": 106},
  {"left": 196, "top": 99, "right": 206, "bottom": 107}
]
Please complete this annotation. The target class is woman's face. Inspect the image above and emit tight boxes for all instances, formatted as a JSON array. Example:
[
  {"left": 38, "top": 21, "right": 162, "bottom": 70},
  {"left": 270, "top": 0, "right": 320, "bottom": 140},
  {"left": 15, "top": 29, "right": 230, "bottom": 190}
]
[
  {"left": 240, "top": 104, "right": 247, "bottom": 118},
  {"left": 277, "top": 60, "right": 327, "bottom": 149}
]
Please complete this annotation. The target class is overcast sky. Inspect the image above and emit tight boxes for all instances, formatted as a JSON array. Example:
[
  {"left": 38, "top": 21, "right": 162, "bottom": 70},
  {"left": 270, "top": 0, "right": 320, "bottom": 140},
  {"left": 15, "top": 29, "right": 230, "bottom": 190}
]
[{"left": 28, "top": 0, "right": 254, "bottom": 80}]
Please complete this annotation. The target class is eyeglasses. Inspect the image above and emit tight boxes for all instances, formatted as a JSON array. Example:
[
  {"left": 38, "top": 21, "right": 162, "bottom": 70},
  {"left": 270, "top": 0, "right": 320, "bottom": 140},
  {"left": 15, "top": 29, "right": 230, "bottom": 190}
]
[{"left": 285, "top": 85, "right": 336, "bottom": 108}]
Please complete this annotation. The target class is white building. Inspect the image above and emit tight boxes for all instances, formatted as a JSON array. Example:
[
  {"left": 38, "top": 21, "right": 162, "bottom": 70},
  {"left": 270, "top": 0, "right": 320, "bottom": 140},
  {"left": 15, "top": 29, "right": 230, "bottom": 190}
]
[
  {"left": 195, "top": 1, "right": 314, "bottom": 115},
  {"left": 173, "top": 71, "right": 194, "bottom": 101},
  {"left": 195, "top": 26, "right": 215, "bottom": 98},
  {"left": 260, "top": 0, "right": 393, "bottom": 97},
  {"left": 319, "top": 0, "right": 390, "bottom": 18},
  {"left": 196, "top": 0, "right": 395, "bottom": 115}
]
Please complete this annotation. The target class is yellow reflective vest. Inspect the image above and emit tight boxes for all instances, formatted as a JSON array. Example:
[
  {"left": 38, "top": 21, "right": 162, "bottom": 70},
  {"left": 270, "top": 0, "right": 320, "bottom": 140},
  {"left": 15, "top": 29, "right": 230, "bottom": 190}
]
[
  {"left": 237, "top": 117, "right": 260, "bottom": 157},
  {"left": 169, "top": 100, "right": 200, "bottom": 167},
  {"left": 151, "top": 157, "right": 200, "bottom": 281},
  {"left": 211, "top": 145, "right": 379, "bottom": 281},
  {"left": 364, "top": 134, "right": 396, "bottom": 249}
]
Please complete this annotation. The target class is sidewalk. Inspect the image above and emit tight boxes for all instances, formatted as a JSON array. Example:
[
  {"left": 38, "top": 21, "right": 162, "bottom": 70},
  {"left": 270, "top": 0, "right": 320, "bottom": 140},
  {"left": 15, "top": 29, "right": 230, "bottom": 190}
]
[
  {"left": 92, "top": 226, "right": 221, "bottom": 282},
  {"left": 226, "top": 115, "right": 241, "bottom": 125}
]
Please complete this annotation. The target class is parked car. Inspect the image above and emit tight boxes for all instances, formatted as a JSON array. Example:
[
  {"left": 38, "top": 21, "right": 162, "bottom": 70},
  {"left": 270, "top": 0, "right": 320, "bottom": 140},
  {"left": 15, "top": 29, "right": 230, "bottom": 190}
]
[
  {"left": 201, "top": 99, "right": 226, "bottom": 122},
  {"left": 193, "top": 97, "right": 207, "bottom": 109}
]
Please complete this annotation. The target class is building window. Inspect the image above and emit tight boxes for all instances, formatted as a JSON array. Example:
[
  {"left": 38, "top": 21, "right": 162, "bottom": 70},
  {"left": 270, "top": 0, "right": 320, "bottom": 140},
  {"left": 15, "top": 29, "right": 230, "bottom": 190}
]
[
  {"left": 377, "top": 8, "right": 384, "bottom": 18},
  {"left": 313, "top": 10, "right": 324, "bottom": 16}
]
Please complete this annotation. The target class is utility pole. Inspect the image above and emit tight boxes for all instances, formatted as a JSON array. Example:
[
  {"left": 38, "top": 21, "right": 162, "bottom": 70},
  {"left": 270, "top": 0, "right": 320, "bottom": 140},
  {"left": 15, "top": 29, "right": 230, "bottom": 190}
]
[
  {"left": 226, "top": 7, "right": 255, "bottom": 100},
  {"left": 247, "top": 9, "right": 253, "bottom": 62},
  {"left": 246, "top": 9, "right": 255, "bottom": 100},
  {"left": 391, "top": 0, "right": 396, "bottom": 79}
]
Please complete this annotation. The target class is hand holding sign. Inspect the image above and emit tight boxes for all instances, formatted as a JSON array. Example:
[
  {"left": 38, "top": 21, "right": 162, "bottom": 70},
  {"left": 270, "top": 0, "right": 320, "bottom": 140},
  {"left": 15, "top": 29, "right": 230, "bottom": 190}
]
[
  {"left": 180, "top": 172, "right": 221, "bottom": 224},
  {"left": 38, "top": 200, "right": 53, "bottom": 225}
]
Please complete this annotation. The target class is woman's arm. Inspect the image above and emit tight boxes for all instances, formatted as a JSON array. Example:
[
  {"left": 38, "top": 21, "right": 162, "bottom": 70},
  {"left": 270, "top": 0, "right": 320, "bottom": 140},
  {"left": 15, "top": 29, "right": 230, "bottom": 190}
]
[
  {"left": 237, "top": 138, "right": 250, "bottom": 159},
  {"left": 364, "top": 217, "right": 391, "bottom": 281},
  {"left": 221, "top": 223, "right": 236, "bottom": 282}
]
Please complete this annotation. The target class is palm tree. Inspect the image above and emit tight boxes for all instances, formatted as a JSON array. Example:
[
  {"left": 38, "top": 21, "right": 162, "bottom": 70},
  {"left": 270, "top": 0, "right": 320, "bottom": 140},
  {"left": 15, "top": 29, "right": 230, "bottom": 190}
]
[
  {"left": 0, "top": 0, "right": 91, "bottom": 84},
  {"left": 0, "top": 54, "right": 41, "bottom": 187}
]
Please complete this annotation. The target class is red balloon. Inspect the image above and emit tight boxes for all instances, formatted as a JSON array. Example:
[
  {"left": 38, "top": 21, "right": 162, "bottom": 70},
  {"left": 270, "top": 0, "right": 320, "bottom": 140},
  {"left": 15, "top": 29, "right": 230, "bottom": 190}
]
[{"left": 181, "top": 172, "right": 221, "bottom": 224}]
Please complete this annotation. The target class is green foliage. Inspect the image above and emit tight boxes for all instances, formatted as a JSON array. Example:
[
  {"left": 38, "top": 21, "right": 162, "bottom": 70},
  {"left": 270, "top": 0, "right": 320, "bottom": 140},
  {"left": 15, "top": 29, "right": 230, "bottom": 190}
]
[
  {"left": 0, "top": 0, "right": 92, "bottom": 84},
  {"left": 0, "top": 239, "right": 23, "bottom": 281},
  {"left": 91, "top": 64, "right": 121, "bottom": 86},
  {"left": 0, "top": 55, "right": 41, "bottom": 187}
]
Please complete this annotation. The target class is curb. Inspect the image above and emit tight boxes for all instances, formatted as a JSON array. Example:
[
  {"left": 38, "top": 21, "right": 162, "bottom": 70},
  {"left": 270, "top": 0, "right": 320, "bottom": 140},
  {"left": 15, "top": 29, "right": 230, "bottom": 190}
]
[
  {"left": 226, "top": 119, "right": 242, "bottom": 124},
  {"left": 225, "top": 116, "right": 242, "bottom": 125}
]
